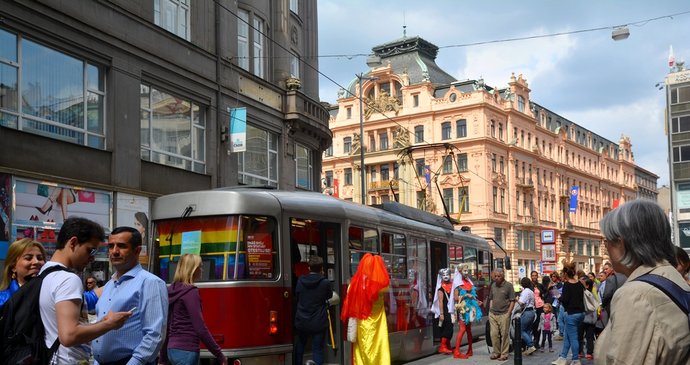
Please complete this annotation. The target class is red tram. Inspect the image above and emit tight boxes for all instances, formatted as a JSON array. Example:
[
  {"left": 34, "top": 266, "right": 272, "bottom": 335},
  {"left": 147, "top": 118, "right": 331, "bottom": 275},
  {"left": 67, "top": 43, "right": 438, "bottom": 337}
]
[{"left": 150, "top": 187, "right": 495, "bottom": 364}]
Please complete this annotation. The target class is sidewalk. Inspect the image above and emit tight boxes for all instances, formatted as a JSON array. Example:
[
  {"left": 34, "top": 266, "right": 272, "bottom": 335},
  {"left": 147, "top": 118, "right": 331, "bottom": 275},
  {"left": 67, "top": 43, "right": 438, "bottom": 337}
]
[{"left": 403, "top": 337, "right": 596, "bottom": 365}]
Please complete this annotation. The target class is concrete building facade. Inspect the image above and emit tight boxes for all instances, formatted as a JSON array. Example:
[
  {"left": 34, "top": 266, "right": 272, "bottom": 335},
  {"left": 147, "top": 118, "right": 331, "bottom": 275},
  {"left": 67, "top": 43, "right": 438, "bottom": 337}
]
[
  {"left": 0, "top": 0, "right": 330, "bottom": 269},
  {"left": 322, "top": 36, "right": 656, "bottom": 280}
]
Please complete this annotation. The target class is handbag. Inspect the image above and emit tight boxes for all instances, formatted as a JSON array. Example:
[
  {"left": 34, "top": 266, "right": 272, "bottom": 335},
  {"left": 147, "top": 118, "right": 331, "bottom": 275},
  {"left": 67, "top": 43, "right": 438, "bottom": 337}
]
[
  {"left": 347, "top": 317, "right": 358, "bottom": 343},
  {"left": 583, "top": 289, "right": 598, "bottom": 313}
]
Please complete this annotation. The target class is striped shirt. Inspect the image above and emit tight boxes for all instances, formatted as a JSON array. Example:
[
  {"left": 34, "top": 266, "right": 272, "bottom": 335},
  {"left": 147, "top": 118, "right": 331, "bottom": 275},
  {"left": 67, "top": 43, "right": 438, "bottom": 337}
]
[{"left": 93, "top": 264, "right": 168, "bottom": 365}]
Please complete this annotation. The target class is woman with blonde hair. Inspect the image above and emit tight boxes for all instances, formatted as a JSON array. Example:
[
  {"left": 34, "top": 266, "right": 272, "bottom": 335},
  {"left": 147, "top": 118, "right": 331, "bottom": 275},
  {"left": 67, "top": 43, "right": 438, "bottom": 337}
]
[
  {"left": 0, "top": 238, "right": 46, "bottom": 307},
  {"left": 160, "top": 254, "right": 227, "bottom": 365}
]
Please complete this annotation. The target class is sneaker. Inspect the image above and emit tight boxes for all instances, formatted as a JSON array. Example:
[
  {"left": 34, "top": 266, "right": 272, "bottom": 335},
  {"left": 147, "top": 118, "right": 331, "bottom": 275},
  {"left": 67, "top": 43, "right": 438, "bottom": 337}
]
[
  {"left": 549, "top": 348, "right": 554, "bottom": 352},
  {"left": 554, "top": 334, "right": 564, "bottom": 341},
  {"left": 551, "top": 357, "right": 568, "bottom": 365},
  {"left": 523, "top": 346, "right": 537, "bottom": 356}
]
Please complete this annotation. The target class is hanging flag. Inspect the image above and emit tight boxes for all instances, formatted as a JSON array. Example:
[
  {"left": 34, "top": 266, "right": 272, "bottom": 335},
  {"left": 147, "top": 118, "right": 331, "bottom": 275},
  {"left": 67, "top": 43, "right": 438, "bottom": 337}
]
[
  {"left": 333, "top": 179, "right": 340, "bottom": 198},
  {"left": 612, "top": 199, "right": 620, "bottom": 209},
  {"left": 669, "top": 45, "right": 675, "bottom": 68},
  {"left": 569, "top": 186, "right": 579, "bottom": 213},
  {"left": 424, "top": 165, "right": 431, "bottom": 187},
  {"left": 229, "top": 107, "right": 247, "bottom": 152}
]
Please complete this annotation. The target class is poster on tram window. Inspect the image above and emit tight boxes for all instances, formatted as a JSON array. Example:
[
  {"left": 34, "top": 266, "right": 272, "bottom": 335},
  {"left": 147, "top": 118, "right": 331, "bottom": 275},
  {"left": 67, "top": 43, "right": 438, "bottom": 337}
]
[
  {"left": 181, "top": 230, "right": 202, "bottom": 255},
  {"left": 247, "top": 233, "right": 273, "bottom": 278}
]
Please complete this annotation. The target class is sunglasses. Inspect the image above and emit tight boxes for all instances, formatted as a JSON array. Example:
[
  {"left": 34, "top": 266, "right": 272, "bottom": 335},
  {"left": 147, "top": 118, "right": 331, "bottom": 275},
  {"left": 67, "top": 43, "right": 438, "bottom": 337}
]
[{"left": 89, "top": 247, "right": 99, "bottom": 257}]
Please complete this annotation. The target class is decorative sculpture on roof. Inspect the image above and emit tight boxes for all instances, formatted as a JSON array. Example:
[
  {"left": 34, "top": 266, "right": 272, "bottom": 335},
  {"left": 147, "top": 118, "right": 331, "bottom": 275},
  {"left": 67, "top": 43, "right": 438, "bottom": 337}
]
[
  {"left": 337, "top": 87, "right": 346, "bottom": 99},
  {"left": 364, "top": 90, "right": 401, "bottom": 119},
  {"left": 422, "top": 70, "right": 430, "bottom": 82},
  {"left": 393, "top": 126, "right": 410, "bottom": 148}
]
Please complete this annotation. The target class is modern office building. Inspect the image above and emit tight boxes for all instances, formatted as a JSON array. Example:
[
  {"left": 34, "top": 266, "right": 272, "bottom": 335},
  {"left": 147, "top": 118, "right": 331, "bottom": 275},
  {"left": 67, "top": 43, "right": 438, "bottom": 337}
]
[
  {"left": 322, "top": 36, "right": 658, "bottom": 279},
  {"left": 665, "top": 64, "right": 690, "bottom": 252},
  {"left": 0, "top": 0, "right": 330, "bottom": 272}
]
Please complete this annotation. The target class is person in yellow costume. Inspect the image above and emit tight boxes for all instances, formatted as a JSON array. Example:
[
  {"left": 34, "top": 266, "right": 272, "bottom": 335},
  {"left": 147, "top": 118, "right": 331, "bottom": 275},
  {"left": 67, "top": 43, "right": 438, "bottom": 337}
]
[{"left": 341, "top": 253, "right": 391, "bottom": 365}]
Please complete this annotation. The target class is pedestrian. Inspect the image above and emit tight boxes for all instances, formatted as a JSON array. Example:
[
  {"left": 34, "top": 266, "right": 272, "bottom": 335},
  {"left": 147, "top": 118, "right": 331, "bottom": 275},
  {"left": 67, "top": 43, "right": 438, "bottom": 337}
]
[
  {"left": 548, "top": 272, "right": 564, "bottom": 340},
  {"left": 539, "top": 303, "right": 556, "bottom": 353},
  {"left": 293, "top": 256, "right": 334, "bottom": 365},
  {"left": 674, "top": 245, "right": 689, "bottom": 282},
  {"left": 158, "top": 254, "right": 226, "bottom": 365},
  {"left": 431, "top": 268, "right": 454, "bottom": 354},
  {"left": 594, "top": 200, "right": 690, "bottom": 364},
  {"left": 83, "top": 274, "right": 100, "bottom": 315},
  {"left": 598, "top": 261, "right": 626, "bottom": 329},
  {"left": 515, "top": 277, "right": 537, "bottom": 355},
  {"left": 486, "top": 269, "right": 515, "bottom": 361},
  {"left": 551, "top": 261, "right": 584, "bottom": 365},
  {"left": 92, "top": 226, "right": 168, "bottom": 365},
  {"left": 340, "top": 253, "right": 390, "bottom": 365},
  {"left": 0, "top": 238, "right": 46, "bottom": 307},
  {"left": 39, "top": 217, "right": 131, "bottom": 364},
  {"left": 451, "top": 266, "right": 482, "bottom": 359},
  {"left": 578, "top": 277, "right": 597, "bottom": 360},
  {"left": 530, "top": 270, "right": 546, "bottom": 350}
]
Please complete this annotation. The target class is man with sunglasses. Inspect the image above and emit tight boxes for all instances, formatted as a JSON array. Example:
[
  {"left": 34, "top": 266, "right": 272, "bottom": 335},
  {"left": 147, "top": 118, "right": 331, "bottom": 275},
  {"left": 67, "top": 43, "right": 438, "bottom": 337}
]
[
  {"left": 93, "top": 226, "right": 168, "bottom": 365},
  {"left": 40, "top": 217, "right": 132, "bottom": 364}
]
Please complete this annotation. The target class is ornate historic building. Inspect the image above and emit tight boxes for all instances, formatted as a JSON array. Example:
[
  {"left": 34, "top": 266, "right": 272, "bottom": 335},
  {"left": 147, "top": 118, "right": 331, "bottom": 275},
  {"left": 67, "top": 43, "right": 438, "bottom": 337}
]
[{"left": 322, "top": 36, "right": 658, "bottom": 279}]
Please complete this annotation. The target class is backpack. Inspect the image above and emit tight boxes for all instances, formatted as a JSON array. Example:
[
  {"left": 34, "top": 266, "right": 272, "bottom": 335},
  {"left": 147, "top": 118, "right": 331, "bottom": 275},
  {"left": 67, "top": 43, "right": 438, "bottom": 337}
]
[
  {"left": 633, "top": 273, "right": 690, "bottom": 329},
  {"left": 0, "top": 265, "right": 68, "bottom": 365}
]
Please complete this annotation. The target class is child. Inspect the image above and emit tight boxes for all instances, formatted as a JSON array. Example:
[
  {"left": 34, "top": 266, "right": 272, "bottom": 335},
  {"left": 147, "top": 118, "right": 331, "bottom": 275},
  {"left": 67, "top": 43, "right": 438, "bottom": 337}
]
[{"left": 539, "top": 303, "right": 557, "bottom": 352}]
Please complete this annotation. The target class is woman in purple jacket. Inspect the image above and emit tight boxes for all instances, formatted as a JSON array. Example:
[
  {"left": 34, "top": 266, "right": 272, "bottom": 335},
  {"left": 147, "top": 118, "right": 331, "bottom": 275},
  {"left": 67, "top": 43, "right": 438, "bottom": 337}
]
[{"left": 160, "top": 254, "right": 227, "bottom": 365}]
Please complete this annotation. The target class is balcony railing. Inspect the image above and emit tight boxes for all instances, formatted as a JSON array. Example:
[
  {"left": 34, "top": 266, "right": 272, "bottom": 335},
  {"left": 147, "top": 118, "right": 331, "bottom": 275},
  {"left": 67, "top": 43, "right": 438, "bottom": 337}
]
[
  {"left": 516, "top": 177, "right": 534, "bottom": 188},
  {"left": 369, "top": 180, "right": 398, "bottom": 191}
]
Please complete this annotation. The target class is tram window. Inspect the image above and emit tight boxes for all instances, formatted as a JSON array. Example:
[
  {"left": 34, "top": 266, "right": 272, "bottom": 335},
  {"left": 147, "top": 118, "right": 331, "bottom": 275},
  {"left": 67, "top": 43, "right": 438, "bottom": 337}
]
[
  {"left": 348, "top": 226, "right": 379, "bottom": 276},
  {"left": 153, "top": 215, "right": 278, "bottom": 282},
  {"left": 381, "top": 232, "right": 406, "bottom": 279},
  {"left": 462, "top": 246, "right": 478, "bottom": 280},
  {"left": 408, "top": 236, "right": 429, "bottom": 310}
]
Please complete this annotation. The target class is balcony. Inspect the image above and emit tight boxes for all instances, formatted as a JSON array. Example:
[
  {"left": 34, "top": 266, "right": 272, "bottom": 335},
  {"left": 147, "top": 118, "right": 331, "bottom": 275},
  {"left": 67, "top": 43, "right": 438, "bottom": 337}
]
[
  {"left": 515, "top": 177, "right": 534, "bottom": 189},
  {"left": 559, "top": 190, "right": 571, "bottom": 201},
  {"left": 522, "top": 216, "right": 538, "bottom": 226},
  {"left": 369, "top": 180, "right": 398, "bottom": 191}
]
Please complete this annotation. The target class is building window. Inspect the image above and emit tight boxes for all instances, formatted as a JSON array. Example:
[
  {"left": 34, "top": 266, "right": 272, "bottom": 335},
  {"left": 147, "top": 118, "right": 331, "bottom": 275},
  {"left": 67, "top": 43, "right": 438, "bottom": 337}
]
[
  {"left": 295, "top": 143, "right": 312, "bottom": 189},
  {"left": 456, "top": 119, "right": 467, "bottom": 138},
  {"left": 289, "top": 0, "right": 299, "bottom": 14},
  {"left": 415, "top": 158, "right": 425, "bottom": 176},
  {"left": 346, "top": 107, "right": 352, "bottom": 119},
  {"left": 344, "top": 168, "right": 352, "bottom": 185},
  {"left": 458, "top": 187, "right": 469, "bottom": 212},
  {"left": 493, "top": 187, "right": 498, "bottom": 212},
  {"left": 491, "top": 120, "right": 496, "bottom": 137},
  {"left": 441, "top": 122, "right": 451, "bottom": 140},
  {"left": 140, "top": 84, "right": 205, "bottom": 173},
  {"left": 498, "top": 122, "right": 504, "bottom": 141},
  {"left": 0, "top": 29, "right": 106, "bottom": 148},
  {"left": 290, "top": 54, "right": 300, "bottom": 79},
  {"left": 414, "top": 125, "right": 424, "bottom": 143},
  {"left": 394, "top": 163, "right": 399, "bottom": 179},
  {"left": 673, "top": 145, "right": 690, "bottom": 162},
  {"left": 443, "top": 188, "right": 454, "bottom": 213},
  {"left": 154, "top": 0, "right": 190, "bottom": 40},
  {"left": 324, "top": 170, "right": 333, "bottom": 187},
  {"left": 237, "top": 9, "right": 265, "bottom": 78},
  {"left": 457, "top": 153, "right": 468, "bottom": 172},
  {"left": 380, "top": 132, "right": 388, "bottom": 150},
  {"left": 324, "top": 145, "right": 333, "bottom": 157},
  {"left": 671, "top": 86, "right": 690, "bottom": 104},
  {"left": 671, "top": 115, "right": 690, "bottom": 133},
  {"left": 518, "top": 95, "right": 525, "bottom": 112},
  {"left": 499, "top": 156, "right": 505, "bottom": 174},
  {"left": 500, "top": 188, "right": 505, "bottom": 213},
  {"left": 443, "top": 155, "right": 453, "bottom": 174},
  {"left": 238, "top": 125, "right": 278, "bottom": 186},
  {"left": 368, "top": 135, "right": 376, "bottom": 152},
  {"left": 343, "top": 137, "right": 351, "bottom": 154},
  {"left": 491, "top": 153, "right": 497, "bottom": 172},
  {"left": 381, "top": 164, "right": 390, "bottom": 181},
  {"left": 370, "top": 166, "right": 377, "bottom": 182},
  {"left": 413, "top": 94, "right": 419, "bottom": 107}
]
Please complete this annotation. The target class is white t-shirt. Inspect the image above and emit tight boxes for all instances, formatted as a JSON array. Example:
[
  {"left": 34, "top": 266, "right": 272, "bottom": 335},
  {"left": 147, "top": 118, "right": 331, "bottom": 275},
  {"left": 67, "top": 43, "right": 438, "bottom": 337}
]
[
  {"left": 518, "top": 288, "right": 536, "bottom": 309},
  {"left": 39, "top": 262, "right": 91, "bottom": 364}
]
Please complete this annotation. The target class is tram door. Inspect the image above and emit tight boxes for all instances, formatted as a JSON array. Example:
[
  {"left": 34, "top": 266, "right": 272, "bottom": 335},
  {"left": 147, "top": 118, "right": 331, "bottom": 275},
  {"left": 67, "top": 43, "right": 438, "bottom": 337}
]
[
  {"left": 289, "top": 218, "right": 342, "bottom": 364},
  {"left": 429, "top": 240, "right": 447, "bottom": 340}
]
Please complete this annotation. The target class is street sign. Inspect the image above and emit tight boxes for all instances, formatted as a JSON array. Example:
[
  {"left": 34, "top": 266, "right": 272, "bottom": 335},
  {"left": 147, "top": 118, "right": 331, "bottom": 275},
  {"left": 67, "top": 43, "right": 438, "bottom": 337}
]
[
  {"left": 541, "top": 229, "right": 555, "bottom": 243},
  {"left": 542, "top": 244, "right": 556, "bottom": 262}
]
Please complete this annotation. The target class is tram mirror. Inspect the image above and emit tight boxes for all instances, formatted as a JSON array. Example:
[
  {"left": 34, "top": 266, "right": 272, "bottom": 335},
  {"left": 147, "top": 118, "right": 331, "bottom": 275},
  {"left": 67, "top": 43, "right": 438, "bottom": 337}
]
[{"left": 503, "top": 256, "right": 512, "bottom": 270}]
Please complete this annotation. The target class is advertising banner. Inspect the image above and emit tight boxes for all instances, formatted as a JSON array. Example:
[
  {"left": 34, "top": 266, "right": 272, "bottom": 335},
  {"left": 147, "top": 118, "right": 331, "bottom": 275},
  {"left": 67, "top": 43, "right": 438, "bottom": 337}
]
[
  {"left": 569, "top": 186, "right": 579, "bottom": 213},
  {"left": 116, "top": 193, "right": 150, "bottom": 257},
  {"left": 247, "top": 233, "right": 273, "bottom": 279},
  {"left": 229, "top": 107, "right": 247, "bottom": 152},
  {"left": 541, "top": 244, "right": 556, "bottom": 262}
]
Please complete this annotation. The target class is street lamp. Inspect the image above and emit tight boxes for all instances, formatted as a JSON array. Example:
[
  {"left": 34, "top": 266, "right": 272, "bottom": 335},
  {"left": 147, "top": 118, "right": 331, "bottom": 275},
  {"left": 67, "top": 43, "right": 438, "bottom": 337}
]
[{"left": 356, "top": 73, "right": 378, "bottom": 204}]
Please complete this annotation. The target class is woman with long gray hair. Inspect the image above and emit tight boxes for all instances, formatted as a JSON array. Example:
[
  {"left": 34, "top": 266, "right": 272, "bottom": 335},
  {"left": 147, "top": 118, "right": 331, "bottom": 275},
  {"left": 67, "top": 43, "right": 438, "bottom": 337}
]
[{"left": 594, "top": 199, "right": 690, "bottom": 364}]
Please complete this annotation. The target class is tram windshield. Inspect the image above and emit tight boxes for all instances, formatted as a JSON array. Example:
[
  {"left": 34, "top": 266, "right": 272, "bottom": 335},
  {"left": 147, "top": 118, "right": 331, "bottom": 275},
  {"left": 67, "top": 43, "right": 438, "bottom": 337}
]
[{"left": 153, "top": 215, "right": 278, "bottom": 282}]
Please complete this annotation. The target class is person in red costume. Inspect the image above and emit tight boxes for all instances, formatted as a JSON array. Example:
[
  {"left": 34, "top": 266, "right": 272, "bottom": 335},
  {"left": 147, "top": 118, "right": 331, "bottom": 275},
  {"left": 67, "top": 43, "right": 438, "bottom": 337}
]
[
  {"left": 451, "top": 266, "right": 483, "bottom": 359},
  {"left": 432, "top": 268, "right": 454, "bottom": 354}
]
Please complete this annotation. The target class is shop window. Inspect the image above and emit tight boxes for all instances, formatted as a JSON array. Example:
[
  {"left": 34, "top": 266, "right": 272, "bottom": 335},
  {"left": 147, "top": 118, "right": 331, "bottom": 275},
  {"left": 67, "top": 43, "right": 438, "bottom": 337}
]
[
  {"left": 0, "top": 28, "right": 105, "bottom": 148},
  {"left": 238, "top": 125, "right": 278, "bottom": 186},
  {"left": 140, "top": 84, "right": 206, "bottom": 173},
  {"left": 154, "top": 0, "right": 190, "bottom": 40}
]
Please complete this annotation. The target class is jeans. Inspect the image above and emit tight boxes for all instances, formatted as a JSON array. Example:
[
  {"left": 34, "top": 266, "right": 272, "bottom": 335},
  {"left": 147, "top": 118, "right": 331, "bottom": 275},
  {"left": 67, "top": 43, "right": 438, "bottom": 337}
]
[
  {"left": 541, "top": 330, "right": 553, "bottom": 349},
  {"left": 295, "top": 330, "right": 325, "bottom": 365},
  {"left": 557, "top": 305, "right": 565, "bottom": 335},
  {"left": 559, "top": 312, "right": 585, "bottom": 361},
  {"left": 520, "top": 309, "right": 535, "bottom": 347},
  {"left": 167, "top": 349, "right": 200, "bottom": 365}
]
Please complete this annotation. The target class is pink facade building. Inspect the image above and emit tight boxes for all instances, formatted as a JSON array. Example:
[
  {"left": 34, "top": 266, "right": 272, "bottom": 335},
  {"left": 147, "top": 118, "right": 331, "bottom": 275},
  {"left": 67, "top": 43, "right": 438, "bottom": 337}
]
[{"left": 322, "top": 36, "right": 654, "bottom": 281}]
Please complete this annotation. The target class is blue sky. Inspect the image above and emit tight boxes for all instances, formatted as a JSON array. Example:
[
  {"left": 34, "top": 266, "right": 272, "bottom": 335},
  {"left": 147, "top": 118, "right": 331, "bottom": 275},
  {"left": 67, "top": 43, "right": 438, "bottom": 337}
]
[{"left": 317, "top": 1, "right": 690, "bottom": 186}]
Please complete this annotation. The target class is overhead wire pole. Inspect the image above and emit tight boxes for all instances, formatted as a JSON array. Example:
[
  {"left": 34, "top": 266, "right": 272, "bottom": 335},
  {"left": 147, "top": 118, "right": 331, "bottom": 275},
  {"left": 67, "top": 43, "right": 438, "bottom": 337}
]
[{"left": 357, "top": 73, "right": 378, "bottom": 204}]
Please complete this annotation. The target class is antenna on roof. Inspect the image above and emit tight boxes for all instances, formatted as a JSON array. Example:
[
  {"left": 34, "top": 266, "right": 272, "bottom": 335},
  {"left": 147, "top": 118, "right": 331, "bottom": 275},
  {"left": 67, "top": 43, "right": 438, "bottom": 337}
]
[{"left": 402, "top": 11, "right": 407, "bottom": 38}]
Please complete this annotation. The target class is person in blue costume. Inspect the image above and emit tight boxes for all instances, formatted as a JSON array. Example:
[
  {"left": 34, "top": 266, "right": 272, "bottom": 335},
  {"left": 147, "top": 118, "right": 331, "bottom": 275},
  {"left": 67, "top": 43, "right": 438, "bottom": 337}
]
[
  {"left": 0, "top": 238, "right": 47, "bottom": 307},
  {"left": 452, "top": 266, "right": 483, "bottom": 359}
]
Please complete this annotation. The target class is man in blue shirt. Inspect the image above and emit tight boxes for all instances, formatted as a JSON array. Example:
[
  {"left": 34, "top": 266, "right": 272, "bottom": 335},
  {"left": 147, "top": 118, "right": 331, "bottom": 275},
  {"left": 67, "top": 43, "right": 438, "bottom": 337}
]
[{"left": 93, "top": 226, "right": 168, "bottom": 365}]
